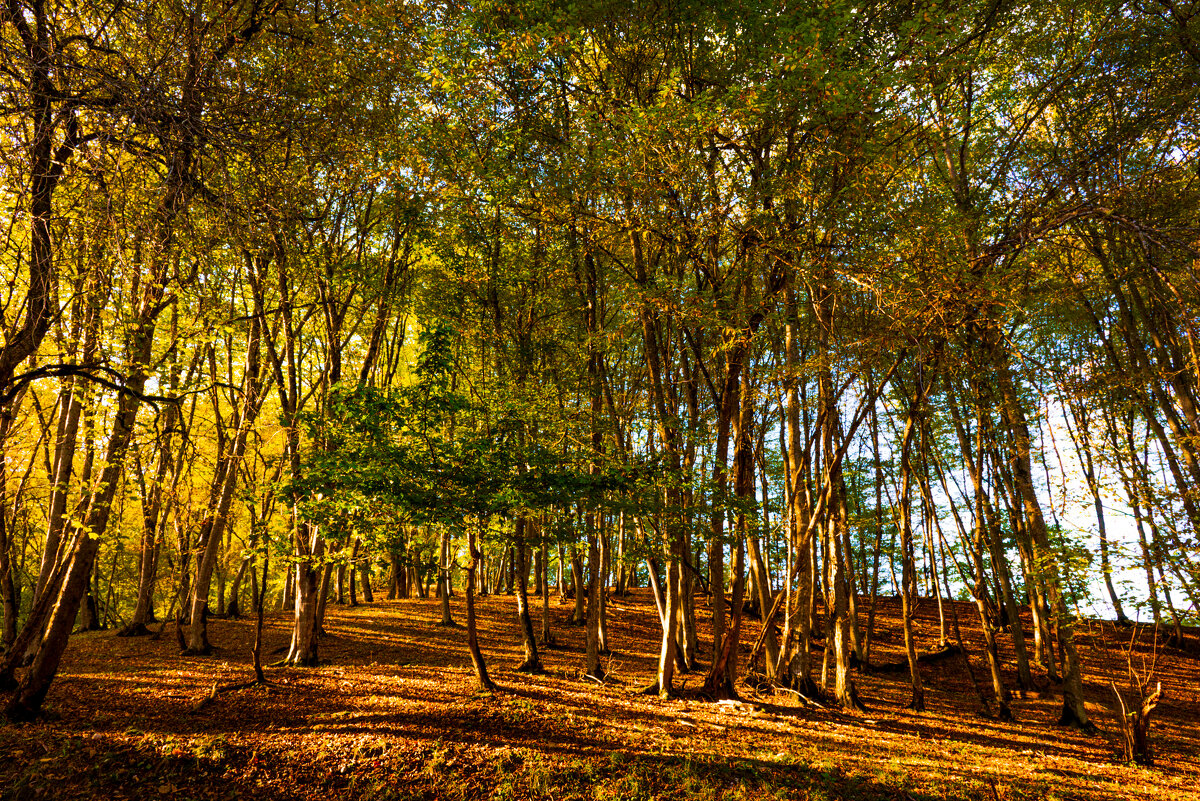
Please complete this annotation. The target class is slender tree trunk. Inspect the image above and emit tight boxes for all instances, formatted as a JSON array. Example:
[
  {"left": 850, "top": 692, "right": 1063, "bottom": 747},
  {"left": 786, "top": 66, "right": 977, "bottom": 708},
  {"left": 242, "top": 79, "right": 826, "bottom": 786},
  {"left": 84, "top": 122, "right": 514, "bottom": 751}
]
[
  {"left": 465, "top": 523, "right": 495, "bottom": 692},
  {"left": 898, "top": 393, "right": 925, "bottom": 712},
  {"left": 514, "top": 518, "right": 542, "bottom": 673},
  {"left": 569, "top": 545, "right": 586, "bottom": 624},
  {"left": 439, "top": 528, "right": 454, "bottom": 626},
  {"left": 585, "top": 514, "right": 604, "bottom": 679},
  {"left": 540, "top": 526, "right": 554, "bottom": 647}
]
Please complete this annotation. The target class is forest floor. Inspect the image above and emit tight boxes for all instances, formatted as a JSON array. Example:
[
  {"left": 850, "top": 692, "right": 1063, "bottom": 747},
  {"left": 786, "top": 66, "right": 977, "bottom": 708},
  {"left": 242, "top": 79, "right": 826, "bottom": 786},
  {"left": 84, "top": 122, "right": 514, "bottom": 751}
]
[{"left": 1, "top": 588, "right": 1197, "bottom": 801}]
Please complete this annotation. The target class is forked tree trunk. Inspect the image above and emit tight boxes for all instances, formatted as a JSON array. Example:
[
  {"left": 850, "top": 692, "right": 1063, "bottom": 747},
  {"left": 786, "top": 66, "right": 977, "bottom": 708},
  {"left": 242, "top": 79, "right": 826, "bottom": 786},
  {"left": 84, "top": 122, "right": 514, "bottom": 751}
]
[
  {"left": 121, "top": 370, "right": 184, "bottom": 637},
  {"left": 652, "top": 558, "right": 681, "bottom": 698},
  {"left": 185, "top": 313, "right": 266, "bottom": 653}
]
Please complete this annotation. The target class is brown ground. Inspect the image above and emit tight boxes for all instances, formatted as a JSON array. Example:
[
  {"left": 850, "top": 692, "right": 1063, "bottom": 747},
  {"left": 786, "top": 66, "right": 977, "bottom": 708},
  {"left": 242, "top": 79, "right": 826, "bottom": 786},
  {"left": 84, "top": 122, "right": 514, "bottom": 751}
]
[{"left": 1, "top": 588, "right": 1197, "bottom": 800}]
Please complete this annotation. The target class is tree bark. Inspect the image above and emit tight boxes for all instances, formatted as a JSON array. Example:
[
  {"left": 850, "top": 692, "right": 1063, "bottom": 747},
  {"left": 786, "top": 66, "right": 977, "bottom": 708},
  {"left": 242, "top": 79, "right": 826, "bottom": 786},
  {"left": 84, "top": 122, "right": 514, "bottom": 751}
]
[{"left": 514, "top": 518, "right": 542, "bottom": 673}]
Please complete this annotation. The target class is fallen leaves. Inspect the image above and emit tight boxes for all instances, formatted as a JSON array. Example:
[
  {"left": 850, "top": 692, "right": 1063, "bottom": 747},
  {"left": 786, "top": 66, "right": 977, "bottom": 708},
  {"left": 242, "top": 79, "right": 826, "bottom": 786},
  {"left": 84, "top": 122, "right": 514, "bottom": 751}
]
[{"left": 0, "top": 591, "right": 1196, "bottom": 800}]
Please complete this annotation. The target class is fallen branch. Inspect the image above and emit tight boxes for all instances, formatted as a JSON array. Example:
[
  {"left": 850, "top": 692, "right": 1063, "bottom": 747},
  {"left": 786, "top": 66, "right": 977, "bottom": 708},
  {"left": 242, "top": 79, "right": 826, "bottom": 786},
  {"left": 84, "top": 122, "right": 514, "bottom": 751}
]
[
  {"left": 775, "top": 686, "right": 826, "bottom": 709},
  {"left": 189, "top": 681, "right": 218, "bottom": 714}
]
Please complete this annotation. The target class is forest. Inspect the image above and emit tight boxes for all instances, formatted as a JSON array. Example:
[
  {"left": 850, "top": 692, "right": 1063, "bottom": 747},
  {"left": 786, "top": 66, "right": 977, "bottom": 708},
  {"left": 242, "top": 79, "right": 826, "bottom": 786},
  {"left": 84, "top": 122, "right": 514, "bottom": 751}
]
[{"left": 1, "top": 0, "right": 1199, "bottom": 798}]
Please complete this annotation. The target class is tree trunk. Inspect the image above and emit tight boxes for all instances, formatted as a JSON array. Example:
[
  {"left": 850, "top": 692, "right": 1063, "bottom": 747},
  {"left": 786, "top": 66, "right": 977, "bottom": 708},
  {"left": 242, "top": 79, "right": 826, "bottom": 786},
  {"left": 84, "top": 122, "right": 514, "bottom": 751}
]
[
  {"left": 465, "top": 523, "right": 495, "bottom": 692},
  {"left": 540, "top": 531, "right": 554, "bottom": 647},
  {"left": 898, "top": 400, "right": 925, "bottom": 712},
  {"left": 284, "top": 527, "right": 324, "bottom": 667},
  {"left": 439, "top": 527, "right": 455, "bottom": 626},
  {"left": 514, "top": 518, "right": 542, "bottom": 673},
  {"left": 990, "top": 336, "right": 1090, "bottom": 729},
  {"left": 569, "top": 545, "right": 586, "bottom": 624},
  {"left": 585, "top": 514, "right": 604, "bottom": 679}
]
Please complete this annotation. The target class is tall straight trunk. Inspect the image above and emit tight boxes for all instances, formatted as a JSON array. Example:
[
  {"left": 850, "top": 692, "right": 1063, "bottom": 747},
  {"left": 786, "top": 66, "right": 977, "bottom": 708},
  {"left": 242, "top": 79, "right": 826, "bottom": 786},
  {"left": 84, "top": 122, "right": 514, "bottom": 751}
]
[
  {"left": 1062, "top": 400, "right": 1129, "bottom": 623},
  {"left": 225, "top": 557, "right": 250, "bottom": 619},
  {"left": 532, "top": 545, "right": 543, "bottom": 597},
  {"left": 33, "top": 283, "right": 102, "bottom": 610},
  {"left": 514, "top": 518, "right": 542, "bottom": 673},
  {"left": 279, "top": 566, "right": 295, "bottom": 612},
  {"left": 388, "top": 554, "right": 400, "bottom": 600},
  {"left": 0, "top": 503, "right": 16, "bottom": 649},
  {"left": 598, "top": 518, "right": 610, "bottom": 655},
  {"left": 938, "top": 389, "right": 1013, "bottom": 719},
  {"left": 539, "top": 526, "right": 554, "bottom": 647},
  {"left": 646, "top": 555, "right": 666, "bottom": 627},
  {"left": 679, "top": 540, "right": 697, "bottom": 668},
  {"left": 285, "top": 533, "right": 324, "bottom": 667},
  {"left": 122, "top": 402, "right": 180, "bottom": 634},
  {"left": 569, "top": 545, "right": 586, "bottom": 624},
  {"left": 898, "top": 388, "right": 926, "bottom": 712},
  {"left": 314, "top": 561, "right": 334, "bottom": 633},
  {"left": 706, "top": 355, "right": 757, "bottom": 698},
  {"left": 252, "top": 241, "right": 321, "bottom": 666},
  {"left": 747, "top": 525, "right": 778, "bottom": 678},
  {"left": 864, "top": 401, "right": 884, "bottom": 666},
  {"left": 812, "top": 272, "right": 863, "bottom": 711},
  {"left": 654, "top": 558, "right": 682, "bottom": 698},
  {"left": 917, "top": 462, "right": 948, "bottom": 645},
  {"left": 585, "top": 517, "right": 604, "bottom": 679},
  {"left": 439, "top": 527, "right": 454, "bottom": 625},
  {"left": 347, "top": 538, "right": 360, "bottom": 607},
  {"left": 557, "top": 543, "right": 567, "bottom": 602},
  {"left": 615, "top": 512, "right": 627, "bottom": 595},
  {"left": 704, "top": 308, "right": 753, "bottom": 692},
  {"left": 360, "top": 558, "right": 374, "bottom": 603},
  {"left": 672, "top": 557, "right": 691, "bottom": 671},
  {"left": 465, "top": 523, "right": 495, "bottom": 692}
]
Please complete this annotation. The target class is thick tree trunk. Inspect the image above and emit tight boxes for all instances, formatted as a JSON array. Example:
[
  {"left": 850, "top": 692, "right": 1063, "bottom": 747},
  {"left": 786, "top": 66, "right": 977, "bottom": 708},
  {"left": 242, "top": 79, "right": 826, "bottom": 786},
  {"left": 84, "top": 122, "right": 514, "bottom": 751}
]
[
  {"left": 360, "top": 559, "right": 374, "bottom": 603},
  {"left": 284, "top": 529, "right": 324, "bottom": 667}
]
